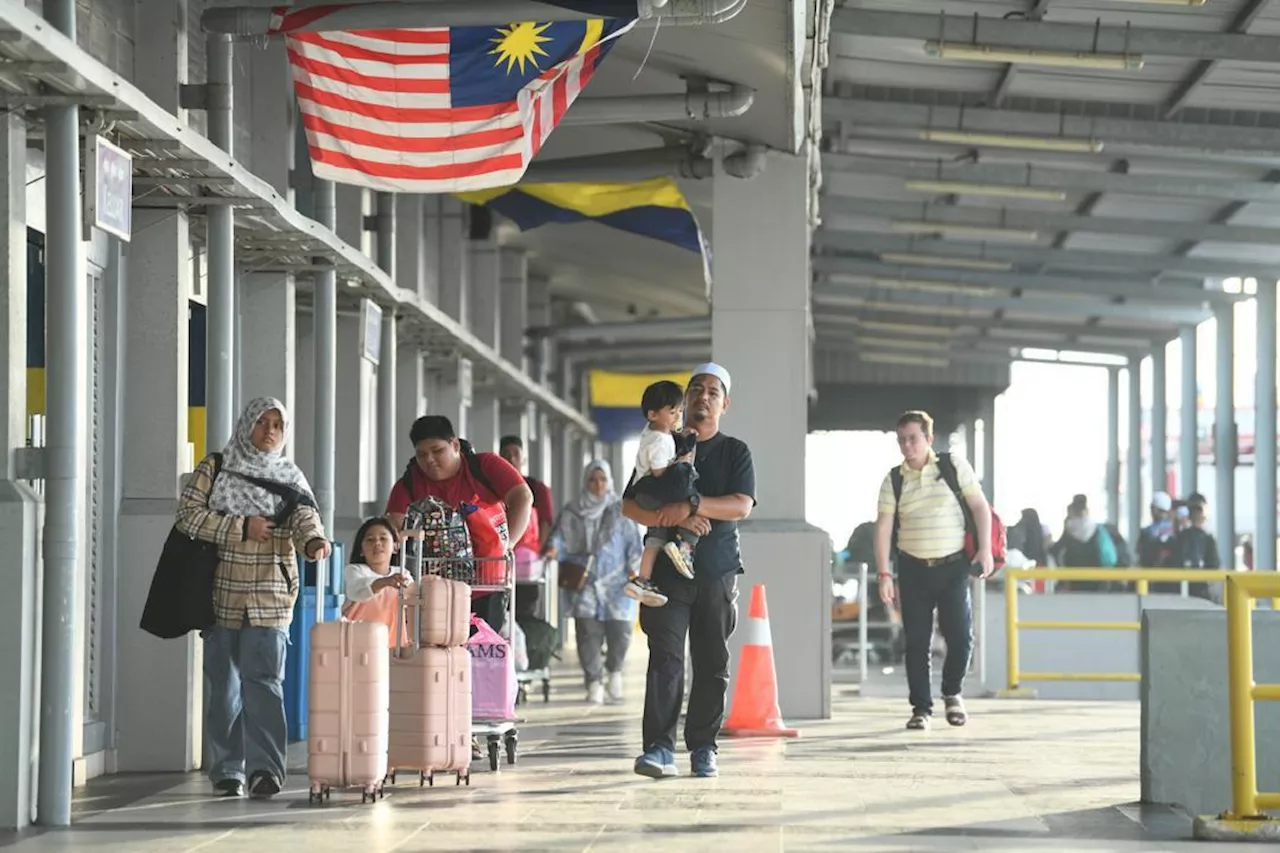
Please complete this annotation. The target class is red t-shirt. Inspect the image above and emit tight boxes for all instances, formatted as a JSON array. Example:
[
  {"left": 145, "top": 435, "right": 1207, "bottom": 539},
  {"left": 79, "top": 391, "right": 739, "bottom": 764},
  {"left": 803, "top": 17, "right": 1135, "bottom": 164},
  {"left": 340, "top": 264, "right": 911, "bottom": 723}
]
[
  {"left": 527, "top": 477, "right": 554, "bottom": 538},
  {"left": 385, "top": 451, "right": 525, "bottom": 515}
]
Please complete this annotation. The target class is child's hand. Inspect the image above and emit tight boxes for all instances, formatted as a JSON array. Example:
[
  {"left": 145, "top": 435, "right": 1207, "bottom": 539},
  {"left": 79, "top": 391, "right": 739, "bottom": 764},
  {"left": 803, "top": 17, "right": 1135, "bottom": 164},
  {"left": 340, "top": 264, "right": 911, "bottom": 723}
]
[{"left": 677, "top": 452, "right": 695, "bottom": 465}]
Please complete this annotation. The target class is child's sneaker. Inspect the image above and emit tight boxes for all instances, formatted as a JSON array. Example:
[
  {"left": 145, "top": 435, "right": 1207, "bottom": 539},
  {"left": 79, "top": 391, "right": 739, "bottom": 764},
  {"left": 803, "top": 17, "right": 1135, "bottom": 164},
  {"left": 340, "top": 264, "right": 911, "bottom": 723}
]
[
  {"left": 625, "top": 576, "right": 668, "bottom": 607},
  {"left": 663, "top": 538, "right": 696, "bottom": 579}
]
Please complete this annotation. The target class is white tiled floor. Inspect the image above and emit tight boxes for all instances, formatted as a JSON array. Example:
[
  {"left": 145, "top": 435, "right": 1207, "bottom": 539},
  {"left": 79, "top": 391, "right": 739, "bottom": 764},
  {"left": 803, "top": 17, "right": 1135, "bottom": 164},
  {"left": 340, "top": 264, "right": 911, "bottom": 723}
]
[{"left": 1, "top": 640, "right": 1263, "bottom": 851}]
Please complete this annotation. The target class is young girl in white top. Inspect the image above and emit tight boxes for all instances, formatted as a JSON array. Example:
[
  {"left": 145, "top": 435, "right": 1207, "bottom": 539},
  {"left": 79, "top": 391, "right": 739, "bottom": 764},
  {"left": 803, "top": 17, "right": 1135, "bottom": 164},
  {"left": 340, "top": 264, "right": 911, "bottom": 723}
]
[
  {"left": 625, "top": 381, "right": 700, "bottom": 607},
  {"left": 343, "top": 516, "right": 410, "bottom": 647}
]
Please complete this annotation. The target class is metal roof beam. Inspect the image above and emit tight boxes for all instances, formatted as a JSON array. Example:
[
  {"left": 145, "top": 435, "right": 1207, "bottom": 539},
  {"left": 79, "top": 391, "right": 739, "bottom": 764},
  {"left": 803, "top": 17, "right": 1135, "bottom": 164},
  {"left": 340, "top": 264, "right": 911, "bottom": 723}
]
[
  {"left": 813, "top": 231, "right": 1280, "bottom": 280},
  {"left": 813, "top": 320, "right": 1148, "bottom": 357},
  {"left": 831, "top": 8, "right": 1280, "bottom": 63},
  {"left": 824, "top": 95, "right": 1280, "bottom": 155},
  {"left": 812, "top": 256, "right": 1226, "bottom": 304},
  {"left": 822, "top": 195, "right": 1280, "bottom": 246},
  {"left": 1162, "top": 0, "right": 1272, "bottom": 118},
  {"left": 823, "top": 153, "right": 1280, "bottom": 204},
  {"left": 823, "top": 304, "right": 1172, "bottom": 341},
  {"left": 535, "top": 316, "right": 710, "bottom": 344},
  {"left": 814, "top": 282, "right": 1212, "bottom": 325}
]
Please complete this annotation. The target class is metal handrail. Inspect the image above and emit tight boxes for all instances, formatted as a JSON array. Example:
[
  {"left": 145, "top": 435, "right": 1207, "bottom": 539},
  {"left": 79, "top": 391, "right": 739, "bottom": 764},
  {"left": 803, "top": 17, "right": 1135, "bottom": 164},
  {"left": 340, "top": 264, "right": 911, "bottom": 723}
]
[
  {"left": 1002, "top": 567, "right": 1237, "bottom": 690},
  {"left": 1222, "top": 573, "right": 1280, "bottom": 819}
]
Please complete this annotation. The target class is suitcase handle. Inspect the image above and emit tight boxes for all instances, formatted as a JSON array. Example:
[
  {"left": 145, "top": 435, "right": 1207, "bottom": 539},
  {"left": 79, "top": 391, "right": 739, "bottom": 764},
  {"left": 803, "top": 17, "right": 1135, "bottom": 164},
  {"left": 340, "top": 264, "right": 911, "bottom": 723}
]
[{"left": 395, "top": 531, "right": 425, "bottom": 659}]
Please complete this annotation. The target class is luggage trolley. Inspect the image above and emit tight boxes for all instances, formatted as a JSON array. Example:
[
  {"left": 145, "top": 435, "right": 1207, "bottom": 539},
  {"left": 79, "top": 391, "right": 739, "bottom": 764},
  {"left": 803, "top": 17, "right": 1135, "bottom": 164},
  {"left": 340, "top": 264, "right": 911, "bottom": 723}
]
[
  {"left": 427, "top": 552, "right": 519, "bottom": 773},
  {"left": 515, "top": 553, "right": 552, "bottom": 706}
]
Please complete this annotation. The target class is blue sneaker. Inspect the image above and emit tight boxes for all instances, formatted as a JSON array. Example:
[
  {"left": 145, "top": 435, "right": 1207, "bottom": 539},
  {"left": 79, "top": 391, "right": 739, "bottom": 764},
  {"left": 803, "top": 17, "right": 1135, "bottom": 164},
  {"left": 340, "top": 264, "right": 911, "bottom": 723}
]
[
  {"left": 690, "top": 747, "right": 719, "bottom": 778},
  {"left": 633, "top": 746, "right": 677, "bottom": 779}
]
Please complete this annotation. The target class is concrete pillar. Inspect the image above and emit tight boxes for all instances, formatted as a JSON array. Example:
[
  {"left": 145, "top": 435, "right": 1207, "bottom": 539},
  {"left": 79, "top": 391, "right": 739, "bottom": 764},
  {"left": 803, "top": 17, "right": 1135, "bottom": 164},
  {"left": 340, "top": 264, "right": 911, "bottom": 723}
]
[
  {"left": 117, "top": 210, "right": 201, "bottom": 773},
  {"left": 711, "top": 149, "right": 829, "bottom": 720},
  {"left": 1107, "top": 366, "right": 1121, "bottom": 525},
  {"left": 396, "top": 195, "right": 429, "bottom": 301},
  {"left": 1257, "top": 281, "right": 1277, "bottom": 572},
  {"left": 335, "top": 184, "right": 369, "bottom": 256},
  {"left": 526, "top": 277, "right": 552, "bottom": 486},
  {"left": 392, "top": 343, "right": 426, "bottom": 489},
  {"left": 1127, "top": 356, "right": 1144, "bottom": 543},
  {"left": 1180, "top": 326, "right": 1199, "bottom": 497},
  {"left": 0, "top": 114, "right": 39, "bottom": 829},
  {"left": 1152, "top": 343, "right": 1168, "bottom": 496},
  {"left": 334, "top": 314, "right": 374, "bottom": 547},
  {"left": 435, "top": 199, "right": 469, "bottom": 325},
  {"left": 980, "top": 396, "right": 996, "bottom": 505},
  {"left": 294, "top": 311, "right": 315, "bottom": 483},
  {"left": 608, "top": 442, "right": 627, "bottom": 494},
  {"left": 469, "top": 243, "right": 499, "bottom": 348},
  {"left": 964, "top": 418, "right": 977, "bottom": 469},
  {"left": 432, "top": 357, "right": 472, "bottom": 437},
  {"left": 1215, "top": 304, "right": 1236, "bottom": 568},
  {"left": 239, "top": 275, "right": 296, "bottom": 430}
]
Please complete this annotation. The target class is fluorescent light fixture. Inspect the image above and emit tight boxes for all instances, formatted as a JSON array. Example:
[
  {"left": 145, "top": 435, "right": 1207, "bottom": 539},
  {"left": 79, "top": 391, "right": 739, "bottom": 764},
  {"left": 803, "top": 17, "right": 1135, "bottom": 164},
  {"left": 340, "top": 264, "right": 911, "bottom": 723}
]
[
  {"left": 861, "top": 351, "right": 951, "bottom": 368},
  {"left": 924, "top": 41, "right": 1145, "bottom": 71},
  {"left": 921, "top": 130, "right": 1104, "bottom": 154},
  {"left": 904, "top": 180, "right": 1067, "bottom": 202},
  {"left": 879, "top": 252, "right": 1015, "bottom": 272},
  {"left": 1016, "top": 347, "right": 1130, "bottom": 367},
  {"left": 891, "top": 220, "right": 1040, "bottom": 243},
  {"left": 869, "top": 276, "right": 1000, "bottom": 296},
  {"left": 859, "top": 319, "right": 956, "bottom": 337},
  {"left": 858, "top": 336, "right": 952, "bottom": 352}
]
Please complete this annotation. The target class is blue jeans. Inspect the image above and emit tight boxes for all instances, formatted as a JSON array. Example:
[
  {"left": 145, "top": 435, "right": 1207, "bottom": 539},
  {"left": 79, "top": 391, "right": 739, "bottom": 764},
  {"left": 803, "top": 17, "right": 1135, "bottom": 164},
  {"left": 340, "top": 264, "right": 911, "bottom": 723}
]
[{"left": 202, "top": 618, "right": 289, "bottom": 785}]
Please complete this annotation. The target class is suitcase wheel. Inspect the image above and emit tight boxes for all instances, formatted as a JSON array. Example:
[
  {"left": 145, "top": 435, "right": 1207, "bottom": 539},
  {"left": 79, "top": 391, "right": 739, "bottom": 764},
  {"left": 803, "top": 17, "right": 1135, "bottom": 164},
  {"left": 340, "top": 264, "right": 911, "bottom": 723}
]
[
  {"left": 505, "top": 732, "right": 518, "bottom": 766},
  {"left": 387, "top": 771, "right": 397, "bottom": 786},
  {"left": 516, "top": 686, "right": 527, "bottom": 706},
  {"left": 542, "top": 679, "right": 551, "bottom": 703},
  {"left": 426, "top": 770, "right": 435, "bottom": 787},
  {"left": 487, "top": 738, "right": 500, "bottom": 771},
  {"left": 457, "top": 770, "right": 470, "bottom": 786},
  {"left": 419, "top": 771, "right": 427, "bottom": 788}
]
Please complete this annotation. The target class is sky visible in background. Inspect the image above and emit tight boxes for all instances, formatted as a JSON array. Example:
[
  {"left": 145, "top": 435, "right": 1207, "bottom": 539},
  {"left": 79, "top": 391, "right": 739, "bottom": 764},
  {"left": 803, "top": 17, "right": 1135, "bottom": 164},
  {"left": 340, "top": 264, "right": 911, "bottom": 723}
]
[{"left": 805, "top": 291, "right": 1273, "bottom": 551}]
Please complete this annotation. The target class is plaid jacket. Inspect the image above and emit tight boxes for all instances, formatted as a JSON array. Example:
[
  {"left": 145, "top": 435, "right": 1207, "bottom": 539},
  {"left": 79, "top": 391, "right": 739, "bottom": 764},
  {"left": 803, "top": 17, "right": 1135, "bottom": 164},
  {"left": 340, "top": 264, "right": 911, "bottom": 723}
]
[{"left": 175, "top": 454, "right": 327, "bottom": 629}]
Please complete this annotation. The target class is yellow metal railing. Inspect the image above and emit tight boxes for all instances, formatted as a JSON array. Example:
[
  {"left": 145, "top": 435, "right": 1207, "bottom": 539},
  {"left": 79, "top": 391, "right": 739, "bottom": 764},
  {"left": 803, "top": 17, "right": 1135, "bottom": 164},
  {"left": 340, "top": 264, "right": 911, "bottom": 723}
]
[
  {"left": 1002, "top": 567, "right": 1235, "bottom": 690},
  {"left": 1223, "top": 572, "right": 1280, "bottom": 819}
]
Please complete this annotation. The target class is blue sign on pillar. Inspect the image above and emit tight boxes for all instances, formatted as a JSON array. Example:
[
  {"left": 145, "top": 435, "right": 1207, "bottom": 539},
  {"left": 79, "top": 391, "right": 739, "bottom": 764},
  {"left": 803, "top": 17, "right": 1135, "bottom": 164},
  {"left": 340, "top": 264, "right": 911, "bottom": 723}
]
[{"left": 83, "top": 135, "right": 132, "bottom": 241}]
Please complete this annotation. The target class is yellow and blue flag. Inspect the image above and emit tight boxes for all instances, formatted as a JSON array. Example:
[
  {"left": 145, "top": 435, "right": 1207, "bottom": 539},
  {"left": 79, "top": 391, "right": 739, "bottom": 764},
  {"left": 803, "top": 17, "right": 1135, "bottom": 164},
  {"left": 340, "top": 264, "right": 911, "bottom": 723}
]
[{"left": 589, "top": 369, "right": 692, "bottom": 442}]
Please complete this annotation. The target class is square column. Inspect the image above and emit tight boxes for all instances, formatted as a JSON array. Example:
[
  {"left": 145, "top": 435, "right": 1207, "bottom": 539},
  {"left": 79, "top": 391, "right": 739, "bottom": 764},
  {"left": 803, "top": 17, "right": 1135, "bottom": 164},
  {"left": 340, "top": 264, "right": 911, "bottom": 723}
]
[
  {"left": 1127, "top": 356, "right": 1144, "bottom": 542},
  {"left": 0, "top": 114, "right": 39, "bottom": 829},
  {"left": 1151, "top": 343, "right": 1168, "bottom": 495},
  {"left": 334, "top": 314, "right": 374, "bottom": 547},
  {"left": 470, "top": 389, "right": 501, "bottom": 451},
  {"left": 396, "top": 195, "right": 430, "bottom": 300},
  {"left": 432, "top": 357, "right": 472, "bottom": 437},
  {"left": 980, "top": 395, "right": 996, "bottom": 505},
  {"left": 711, "top": 149, "right": 830, "bottom": 720},
  {"left": 1215, "top": 304, "right": 1236, "bottom": 568},
  {"left": 1256, "top": 281, "right": 1277, "bottom": 575},
  {"left": 117, "top": 211, "right": 201, "bottom": 772},
  {"left": 1179, "top": 327, "right": 1199, "bottom": 496},
  {"left": 239, "top": 274, "right": 296, "bottom": 432},
  {"left": 431, "top": 198, "right": 469, "bottom": 325},
  {"left": 1107, "top": 366, "right": 1121, "bottom": 525}
]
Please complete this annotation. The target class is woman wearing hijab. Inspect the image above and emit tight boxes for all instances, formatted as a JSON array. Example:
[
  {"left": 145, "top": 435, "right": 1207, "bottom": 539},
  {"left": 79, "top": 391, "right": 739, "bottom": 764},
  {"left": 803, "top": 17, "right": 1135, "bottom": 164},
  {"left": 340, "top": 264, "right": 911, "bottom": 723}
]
[
  {"left": 175, "top": 396, "right": 330, "bottom": 800},
  {"left": 547, "top": 460, "right": 643, "bottom": 705}
]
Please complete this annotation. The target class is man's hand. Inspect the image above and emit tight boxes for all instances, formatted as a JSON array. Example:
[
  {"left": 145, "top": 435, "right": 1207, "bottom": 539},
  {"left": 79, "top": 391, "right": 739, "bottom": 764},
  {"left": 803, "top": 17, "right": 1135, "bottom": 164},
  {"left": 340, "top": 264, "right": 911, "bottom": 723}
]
[
  {"left": 977, "top": 548, "right": 995, "bottom": 579},
  {"left": 247, "top": 517, "right": 275, "bottom": 543},
  {"left": 306, "top": 538, "right": 332, "bottom": 561},
  {"left": 654, "top": 501, "right": 692, "bottom": 527},
  {"left": 677, "top": 515, "right": 711, "bottom": 537},
  {"left": 676, "top": 451, "right": 695, "bottom": 465},
  {"left": 878, "top": 574, "right": 896, "bottom": 607}
]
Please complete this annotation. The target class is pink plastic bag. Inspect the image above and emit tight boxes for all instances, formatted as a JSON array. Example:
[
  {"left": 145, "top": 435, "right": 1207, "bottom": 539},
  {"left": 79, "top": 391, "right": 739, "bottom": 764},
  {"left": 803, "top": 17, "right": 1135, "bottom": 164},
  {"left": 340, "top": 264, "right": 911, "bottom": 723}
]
[
  {"left": 467, "top": 615, "right": 516, "bottom": 721},
  {"left": 514, "top": 546, "right": 543, "bottom": 582}
]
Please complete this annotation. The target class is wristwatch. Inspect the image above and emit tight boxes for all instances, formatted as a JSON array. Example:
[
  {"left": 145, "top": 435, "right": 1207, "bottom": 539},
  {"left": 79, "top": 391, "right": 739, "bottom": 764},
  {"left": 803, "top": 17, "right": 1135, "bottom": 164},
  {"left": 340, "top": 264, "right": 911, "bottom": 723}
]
[{"left": 687, "top": 493, "right": 701, "bottom": 517}]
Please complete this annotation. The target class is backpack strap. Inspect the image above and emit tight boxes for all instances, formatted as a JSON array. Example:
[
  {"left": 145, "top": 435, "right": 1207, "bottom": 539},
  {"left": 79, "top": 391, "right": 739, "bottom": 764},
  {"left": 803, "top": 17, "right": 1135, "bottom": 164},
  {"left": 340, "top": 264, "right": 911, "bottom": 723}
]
[
  {"left": 889, "top": 466, "right": 904, "bottom": 555},
  {"left": 399, "top": 458, "right": 417, "bottom": 502},
  {"left": 210, "top": 451, "right": 223, "bottom": 480},
  {"left": 936, "top": 452, "right": 978, "bottom": 539},
  {"left": 459, "top": 439, "right": 502, "bottom": 502}
]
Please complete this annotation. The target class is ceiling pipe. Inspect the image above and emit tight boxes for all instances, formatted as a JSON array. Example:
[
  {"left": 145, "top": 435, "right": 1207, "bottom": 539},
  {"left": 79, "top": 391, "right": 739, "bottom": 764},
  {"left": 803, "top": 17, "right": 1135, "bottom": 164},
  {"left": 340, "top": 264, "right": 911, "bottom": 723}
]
[
  {"left": 202, "top": 0, "right": 746, "bottom": 37},
  {"left": 523, "top": 143, "right": 766, "bottom": 183},
  {"left": 560, "top": 84, "right": 754, "bottom": 126}
]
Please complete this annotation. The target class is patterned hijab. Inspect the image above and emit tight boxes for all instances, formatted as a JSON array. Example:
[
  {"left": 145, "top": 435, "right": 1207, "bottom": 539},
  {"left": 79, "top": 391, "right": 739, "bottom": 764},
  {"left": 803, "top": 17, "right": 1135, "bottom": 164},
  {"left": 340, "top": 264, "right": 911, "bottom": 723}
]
[
  {"left": 563, "top": 459, "right": 621, "bottom": 554},
  {"left": 208, "top": 396, "right": 315, "bottom": 517}
]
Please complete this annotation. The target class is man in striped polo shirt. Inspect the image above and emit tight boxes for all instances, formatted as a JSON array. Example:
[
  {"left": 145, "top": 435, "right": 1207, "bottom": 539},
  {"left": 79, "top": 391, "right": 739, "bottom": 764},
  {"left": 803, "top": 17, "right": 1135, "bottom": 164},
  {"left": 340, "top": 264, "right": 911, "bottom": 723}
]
[{"left": 874, "top": 410, "right": 994, "bottom": 731}]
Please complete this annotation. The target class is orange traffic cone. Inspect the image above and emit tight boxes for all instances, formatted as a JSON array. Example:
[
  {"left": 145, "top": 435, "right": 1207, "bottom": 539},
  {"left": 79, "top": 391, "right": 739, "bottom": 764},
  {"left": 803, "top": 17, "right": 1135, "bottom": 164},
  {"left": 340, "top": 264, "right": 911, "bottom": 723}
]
[{"left": 723, "top": 584, "right": 800, "bottom": 738}]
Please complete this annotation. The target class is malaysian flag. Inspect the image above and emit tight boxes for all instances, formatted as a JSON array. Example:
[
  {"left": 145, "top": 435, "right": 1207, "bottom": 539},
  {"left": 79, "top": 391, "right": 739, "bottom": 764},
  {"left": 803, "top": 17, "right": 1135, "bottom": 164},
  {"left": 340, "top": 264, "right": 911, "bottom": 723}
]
[{"left": 274, "top": 8, "right": 636, "bottom": 193}]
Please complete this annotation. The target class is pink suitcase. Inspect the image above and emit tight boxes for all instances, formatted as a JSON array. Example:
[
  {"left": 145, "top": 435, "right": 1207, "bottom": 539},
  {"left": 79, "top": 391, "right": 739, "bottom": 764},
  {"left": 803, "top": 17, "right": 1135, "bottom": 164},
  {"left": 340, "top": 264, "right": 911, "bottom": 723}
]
[
  {"left": 412, "top": 574, "right": 470, "bottom": 647},
  {"left": 387, "top": 645, "right": 473, "bottom": 786},
  {"left": 307, "top": 620, "right": 390, "bottom": 803}
]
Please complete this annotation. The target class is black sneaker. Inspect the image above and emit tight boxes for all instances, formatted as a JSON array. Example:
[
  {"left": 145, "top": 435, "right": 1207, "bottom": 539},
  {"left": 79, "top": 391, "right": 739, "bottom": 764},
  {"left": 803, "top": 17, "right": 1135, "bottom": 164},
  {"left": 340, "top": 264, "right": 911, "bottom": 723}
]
[
  {"left": 213, "top": 778, "right": 243, "bottom": 798},
  {"left": 625, "top": 577, "right": 668, "bottom": 607},
  {"left": 663, "top": 539, "right": 696, "bottom": 580},
  {"left": 248, "top": 771, "right": 280, "bottom": 799}
]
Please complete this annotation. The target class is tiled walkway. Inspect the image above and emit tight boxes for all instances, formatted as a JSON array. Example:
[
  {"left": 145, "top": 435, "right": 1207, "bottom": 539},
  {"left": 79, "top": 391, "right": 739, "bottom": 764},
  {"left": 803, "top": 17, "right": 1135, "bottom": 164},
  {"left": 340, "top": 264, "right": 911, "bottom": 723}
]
[{"left": 0, "top": 644, "right": 1255, "bottom": 852}]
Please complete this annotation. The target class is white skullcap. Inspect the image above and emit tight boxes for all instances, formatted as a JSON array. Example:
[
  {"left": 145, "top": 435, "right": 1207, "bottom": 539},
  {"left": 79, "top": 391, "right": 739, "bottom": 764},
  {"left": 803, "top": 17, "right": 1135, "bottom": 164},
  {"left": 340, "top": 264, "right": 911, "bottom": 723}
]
[
  {"left": 689, "top": 362, "right": 731, "bottom": 395},
  {"left": 1152, "top": 491, "right": 1173, "bottom": 511}
]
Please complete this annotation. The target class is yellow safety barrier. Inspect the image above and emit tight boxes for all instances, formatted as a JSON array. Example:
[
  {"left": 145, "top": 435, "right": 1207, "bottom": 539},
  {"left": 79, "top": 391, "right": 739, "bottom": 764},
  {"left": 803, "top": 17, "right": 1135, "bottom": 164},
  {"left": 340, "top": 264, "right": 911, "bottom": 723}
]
[
  {"left": 1222, "top": 572, "right": 1280, "bottom": 821},
  {"left": 1002, "top": 567, "right": 1235, "bottom": 692}
]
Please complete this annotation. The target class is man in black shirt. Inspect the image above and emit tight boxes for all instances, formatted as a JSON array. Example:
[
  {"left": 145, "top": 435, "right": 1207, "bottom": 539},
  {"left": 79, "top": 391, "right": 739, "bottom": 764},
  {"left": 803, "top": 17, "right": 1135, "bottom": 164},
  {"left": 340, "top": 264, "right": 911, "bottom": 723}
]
[{"left": 622, "top": 363, "right": 756, "bottom": 779}]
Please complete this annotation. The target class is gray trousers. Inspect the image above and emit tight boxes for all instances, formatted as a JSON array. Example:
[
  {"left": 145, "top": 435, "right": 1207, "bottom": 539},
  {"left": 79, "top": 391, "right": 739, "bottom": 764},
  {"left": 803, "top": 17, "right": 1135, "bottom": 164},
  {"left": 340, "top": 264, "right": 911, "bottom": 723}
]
[
  {"left": 576, "top": 618, "right": 633, "bottom": 686},
  {"left": 202, "top": 617, "right": 289, "bottom": 785}
]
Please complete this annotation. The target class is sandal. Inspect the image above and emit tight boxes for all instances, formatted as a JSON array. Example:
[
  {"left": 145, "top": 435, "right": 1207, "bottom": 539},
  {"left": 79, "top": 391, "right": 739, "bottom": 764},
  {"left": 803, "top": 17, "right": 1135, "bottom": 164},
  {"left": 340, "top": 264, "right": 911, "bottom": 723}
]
[
  {"left": 906, "top": 712, "right": 931, "bottom": 731},
  {"left": 944, "top": 696, "right": 967, "bottom": 727}
]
